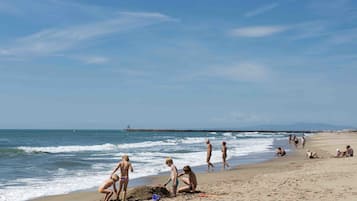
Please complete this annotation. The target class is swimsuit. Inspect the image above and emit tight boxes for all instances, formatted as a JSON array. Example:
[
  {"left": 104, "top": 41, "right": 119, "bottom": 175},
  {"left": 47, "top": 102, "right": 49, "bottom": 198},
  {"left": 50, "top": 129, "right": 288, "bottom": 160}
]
[{"left": 120, "top": 176, "right": 128, "bottom": 182}]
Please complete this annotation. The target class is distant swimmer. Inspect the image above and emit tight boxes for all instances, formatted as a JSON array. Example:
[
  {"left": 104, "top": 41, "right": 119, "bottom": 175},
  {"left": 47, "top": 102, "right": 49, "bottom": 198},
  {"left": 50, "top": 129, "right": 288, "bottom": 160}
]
[
  {"left": 111, "top": 155, "right": 134, "bottom": 201},
  {"left": 206, "top": 139, "right": 215, "bottom": 171},
  {"left": 221, "top": 141, "right": 230, "bottom": 170}
]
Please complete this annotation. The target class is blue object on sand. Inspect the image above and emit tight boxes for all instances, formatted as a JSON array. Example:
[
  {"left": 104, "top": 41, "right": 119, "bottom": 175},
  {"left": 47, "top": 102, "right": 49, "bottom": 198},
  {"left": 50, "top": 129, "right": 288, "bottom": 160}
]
[{"left": 152, "top": 194, "right": 160, "bottom": 201}]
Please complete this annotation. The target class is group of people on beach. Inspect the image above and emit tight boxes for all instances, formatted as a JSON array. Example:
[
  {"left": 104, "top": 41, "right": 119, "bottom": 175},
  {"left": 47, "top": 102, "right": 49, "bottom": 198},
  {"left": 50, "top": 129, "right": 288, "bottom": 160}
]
[
  {"left": 336, "top": 145, "right": 354, "bottom": 158},
  {"left": 98, "top": 139, "right": 231, "bottom": 201},
  {"left": 206, "top": 139, "right": 230, "bottom": 171},
  {"left": 98, "top": 155, "right": 198, "bottom": 201},
  {"left": 98, "top": 155, "right": 133, "bottom": 201},
  {"left": 276, "top": 134, "right": 354, "bottom": 160}
]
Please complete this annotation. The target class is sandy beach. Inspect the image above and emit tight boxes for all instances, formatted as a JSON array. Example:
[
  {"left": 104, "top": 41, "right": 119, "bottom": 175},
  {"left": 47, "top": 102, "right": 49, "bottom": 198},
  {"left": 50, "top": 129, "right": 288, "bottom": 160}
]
[{"left": 32, "top": 131, "right": 357, "bottom": 201}]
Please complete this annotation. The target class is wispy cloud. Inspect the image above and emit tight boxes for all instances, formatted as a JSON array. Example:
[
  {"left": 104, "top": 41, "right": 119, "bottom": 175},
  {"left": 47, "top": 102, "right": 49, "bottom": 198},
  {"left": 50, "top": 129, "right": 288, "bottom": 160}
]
[
  {"left": 74, "top": 56, "right": 110, "bottom": 64},
  {"left": 244, "top": 3, "right": 279, "bottom": 17},
  {"left": 229, "top": 25, "right": 288, "bottom": 37},
  {"left": 0, "top": 11, "right": 176, "bottom": 58},
  {"left": 211, "top": 62, "right": 270, "bottom": 82}
]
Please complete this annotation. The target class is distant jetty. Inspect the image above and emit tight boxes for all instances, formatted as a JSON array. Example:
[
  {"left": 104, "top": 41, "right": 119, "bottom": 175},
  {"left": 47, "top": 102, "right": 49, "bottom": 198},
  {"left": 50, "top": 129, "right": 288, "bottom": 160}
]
[{"left": 124, "top": 129, "right": 317, "bottom": 133}]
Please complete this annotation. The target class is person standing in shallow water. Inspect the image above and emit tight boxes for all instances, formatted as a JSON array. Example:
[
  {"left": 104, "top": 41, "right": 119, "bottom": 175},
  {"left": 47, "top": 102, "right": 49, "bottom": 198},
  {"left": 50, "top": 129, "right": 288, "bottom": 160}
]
[
  {"left": 206, "top": 139, "right": 214, "bottom": 171},
  {"left": 221, "top": 141, "right": 230, "bottom": 170}
]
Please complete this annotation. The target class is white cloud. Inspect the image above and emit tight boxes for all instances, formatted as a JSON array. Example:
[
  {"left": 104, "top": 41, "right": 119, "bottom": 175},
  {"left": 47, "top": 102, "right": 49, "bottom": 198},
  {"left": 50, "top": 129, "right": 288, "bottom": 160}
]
[
  {"left": 229, "top": 26, "right": 288, "bottom": 37},
  {"left": 75, "top": 56, "right": 110, "bottom": 64},
  {"left": 0, "top": 11, "right": 176, "bottom": 58},
  {"left": 244, "top": 3, "right": 279, "bottom": 17},
  {"left": 213, "top": 62, "right": 269, "bottom": 82}
]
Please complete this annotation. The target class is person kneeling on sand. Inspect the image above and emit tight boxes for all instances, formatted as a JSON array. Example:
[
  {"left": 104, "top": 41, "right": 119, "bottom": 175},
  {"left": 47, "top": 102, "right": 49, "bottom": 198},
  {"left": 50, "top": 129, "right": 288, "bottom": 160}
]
[
  {"left": 306, "top": 150, "right": 319, "bottom": 159},
  {"left": 98, "top": 174, "right": 118, "bottom": 201},
  {"left": 178, "top": 165, "right": 197, "bottom": 193},
  {"left": 276, "top": 147, "right": 286, "bottom": 157}
]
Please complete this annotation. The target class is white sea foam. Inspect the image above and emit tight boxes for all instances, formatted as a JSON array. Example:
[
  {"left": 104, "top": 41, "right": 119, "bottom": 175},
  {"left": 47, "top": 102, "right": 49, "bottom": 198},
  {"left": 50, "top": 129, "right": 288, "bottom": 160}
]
[
  {"left": 17, "top": 143, "right": 118, "bottom": 153},
  {"left": 222, "top": 132, "right": 233, "bottom": 137},
  {"left": 118, "top": 141, "right": 177, "bottom": 149}
]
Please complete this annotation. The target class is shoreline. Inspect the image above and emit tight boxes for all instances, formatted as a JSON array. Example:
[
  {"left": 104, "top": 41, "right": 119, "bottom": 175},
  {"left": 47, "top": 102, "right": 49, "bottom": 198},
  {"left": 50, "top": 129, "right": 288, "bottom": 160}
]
[{"left": 32, "top": 131, "right": 357, "bottom": 201}]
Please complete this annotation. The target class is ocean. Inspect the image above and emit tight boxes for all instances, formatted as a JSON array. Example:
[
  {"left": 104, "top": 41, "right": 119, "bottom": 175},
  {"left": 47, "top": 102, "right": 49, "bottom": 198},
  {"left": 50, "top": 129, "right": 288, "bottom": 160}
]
[{"left": 0, "top": 129, "right": 303, "bottom": 201}]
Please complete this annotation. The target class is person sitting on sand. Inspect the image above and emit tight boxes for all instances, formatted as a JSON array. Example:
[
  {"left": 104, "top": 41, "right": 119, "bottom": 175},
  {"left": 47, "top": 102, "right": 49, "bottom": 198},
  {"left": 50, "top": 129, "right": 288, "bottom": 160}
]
[
  {"left": 306, "top": 150, "right": 319, "bottom": 159},
  {"left": 98, "top": 174, "right": 118, "bottom": 201},
  {"left": 276, "top": 147, "right": 286, "bottom": 157},
  {"left": 178, "top": 165, "right": 198, "bottom": 193},
  {"left": 163, "top": 157, "right": 178, "bottom": 197},
  {"left": 342, "top": 145, "right": 354, "bottom": 157},
  {"left": 111, "top": 155, "right": 134, "bottom": 201}
]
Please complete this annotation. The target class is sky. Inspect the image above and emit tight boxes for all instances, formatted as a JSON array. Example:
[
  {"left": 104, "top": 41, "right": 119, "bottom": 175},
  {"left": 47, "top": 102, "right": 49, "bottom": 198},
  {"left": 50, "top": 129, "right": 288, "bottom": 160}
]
[{"left": 0, "top": 0, "right": 357, "bottom": 129}]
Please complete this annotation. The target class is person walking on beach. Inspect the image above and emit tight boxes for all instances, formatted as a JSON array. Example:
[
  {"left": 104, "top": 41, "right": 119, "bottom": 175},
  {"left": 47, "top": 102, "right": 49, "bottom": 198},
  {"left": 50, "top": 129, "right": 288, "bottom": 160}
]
[
  {"left": 221, "top": 141, "right": 230, "bottom": 170},
  {"left": 163, "top": 158, "right": 178, "bottom": 197},
  {"left": 178, "top": 165, "right": 198, "bottom": 193},
  {"left": 301, "top": 136, "right": 306, "bottom": 148},
  {"left": 111, "top": 155, "right": 134, "bottom": 201},
  {"left": 293, "top": 135, "right": 299, "bottom": 148},
  {"left": 206, "top": 139, "right": 214, "bottom": 171},
  {"left": 98, "top": 174, "right": 119, "bottom": 201}
]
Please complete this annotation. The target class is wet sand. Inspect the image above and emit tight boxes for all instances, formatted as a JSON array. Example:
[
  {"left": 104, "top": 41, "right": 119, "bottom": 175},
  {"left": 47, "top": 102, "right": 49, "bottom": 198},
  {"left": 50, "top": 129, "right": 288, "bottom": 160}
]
[{"left": 32, "top": 131, "right": 357, "bottom": 201}]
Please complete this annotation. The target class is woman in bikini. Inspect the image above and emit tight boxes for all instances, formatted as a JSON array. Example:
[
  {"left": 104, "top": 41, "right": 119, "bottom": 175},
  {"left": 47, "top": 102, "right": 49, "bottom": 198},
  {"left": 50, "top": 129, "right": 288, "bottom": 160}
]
[{"left": 111, "top": 155, "right": 134, "bottom": 201}]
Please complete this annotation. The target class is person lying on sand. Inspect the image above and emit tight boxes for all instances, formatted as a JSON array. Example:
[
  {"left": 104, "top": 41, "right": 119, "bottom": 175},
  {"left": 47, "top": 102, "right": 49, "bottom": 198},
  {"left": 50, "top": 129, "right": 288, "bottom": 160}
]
[
  {"left": 306, "top": 150, "right": 319, "bottom": 159},
  {"left": 276, "top": 147, "right": 286, "bottom": 157},
  {"left": 111, "top": 155, "right": 134, "bottom": 201},
  {"left": 178, "top": 165, "right": 198, "bottom": 193},
  {"left": 163, "top": 157, "right": 178, "bottom": 197},
  {"left": 98, "top": 174, "right": 118, "bottom": 201}
]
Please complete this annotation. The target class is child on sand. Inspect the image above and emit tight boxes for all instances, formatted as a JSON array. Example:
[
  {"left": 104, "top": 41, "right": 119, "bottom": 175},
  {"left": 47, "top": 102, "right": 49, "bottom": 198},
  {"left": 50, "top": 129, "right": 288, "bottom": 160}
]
[
  {"left": 178, "top": 165, "right": 198, "bottom": 193},
  {"left": 98, "top": 174, "right": 119, "bottom": 201},
  {"left": 221, "top": 141, "right": 230, "bottom": 170},
  {"left": 163, "top": 157, "right": 178, "bottom": 197},
  {"left": 111, "top": 155, "right": 134, "bottom": 201}
]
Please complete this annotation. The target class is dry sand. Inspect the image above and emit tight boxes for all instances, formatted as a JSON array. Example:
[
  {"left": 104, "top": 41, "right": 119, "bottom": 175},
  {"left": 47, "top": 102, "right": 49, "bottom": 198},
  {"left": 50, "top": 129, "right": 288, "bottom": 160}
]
[{"left": 32, "top": 132, "right": 357, "bottom": 201}]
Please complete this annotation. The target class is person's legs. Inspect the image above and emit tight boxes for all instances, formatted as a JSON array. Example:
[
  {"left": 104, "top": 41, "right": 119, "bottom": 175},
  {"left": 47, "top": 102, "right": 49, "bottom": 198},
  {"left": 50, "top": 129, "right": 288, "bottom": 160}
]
[
  {"left": 102, "top": 190, "right": 113, "bottom": 201},
  {"left": 123, "top": 181, "right": 128, "bottom": 201},
  {"left": 178, "top": 186, "right": 190, "bottom": 193},
  {"left": 181, "top": 177, "right": 189, "bottom": 185},
  {"left": 117, "top": 181, "right": 123, "bottom": 200}
]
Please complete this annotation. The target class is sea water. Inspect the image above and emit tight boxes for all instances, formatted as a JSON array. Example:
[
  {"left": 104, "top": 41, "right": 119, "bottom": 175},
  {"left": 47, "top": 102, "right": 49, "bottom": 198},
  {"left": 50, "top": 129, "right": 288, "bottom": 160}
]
[{"left": 0, "top": 130, "right": 302, "bottom": 201}]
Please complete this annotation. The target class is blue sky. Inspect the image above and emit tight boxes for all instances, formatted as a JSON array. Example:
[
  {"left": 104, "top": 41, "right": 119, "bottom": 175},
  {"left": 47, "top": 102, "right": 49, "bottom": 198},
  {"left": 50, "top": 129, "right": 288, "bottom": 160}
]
[{"left": 0, "top": 0, "right": 357, "bottom": 129}]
